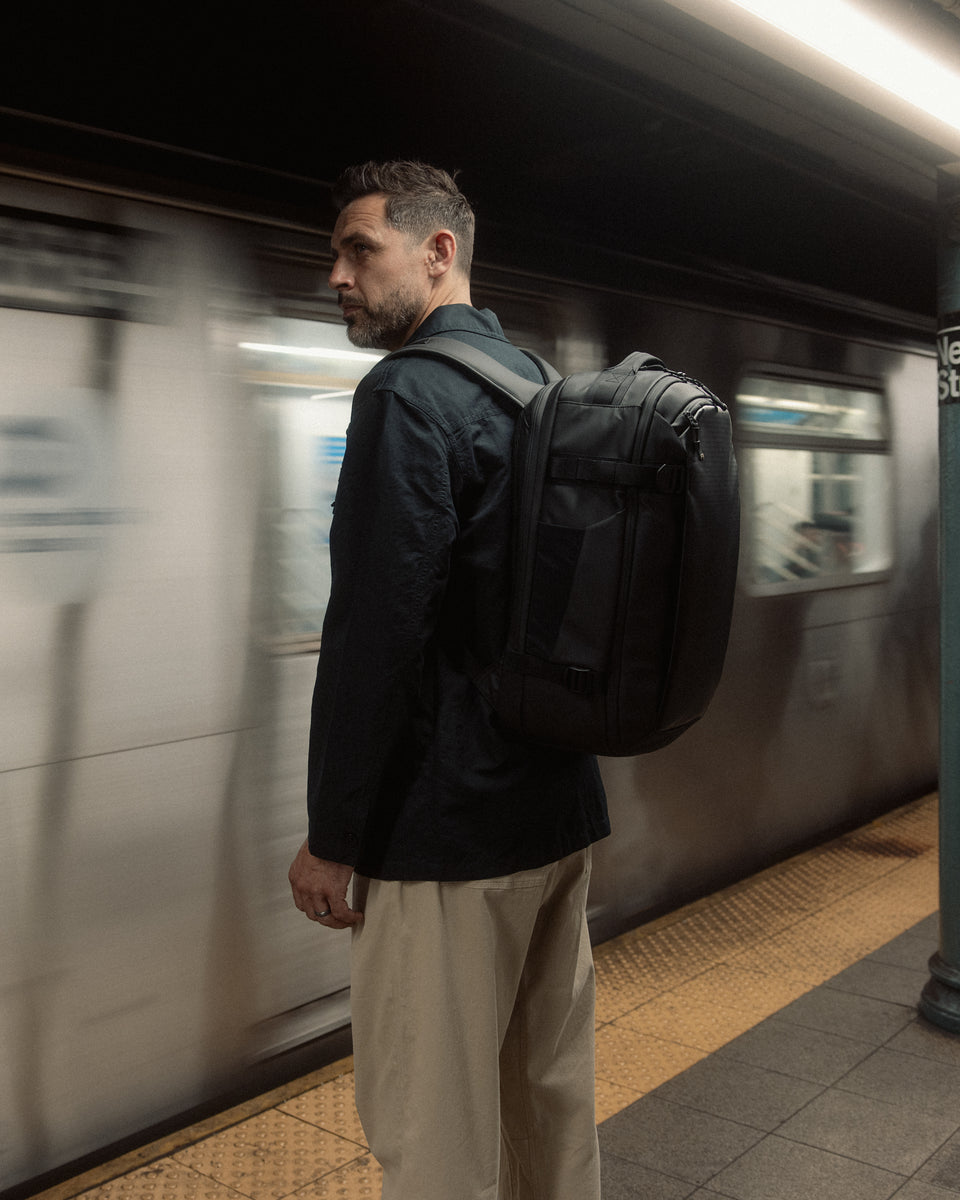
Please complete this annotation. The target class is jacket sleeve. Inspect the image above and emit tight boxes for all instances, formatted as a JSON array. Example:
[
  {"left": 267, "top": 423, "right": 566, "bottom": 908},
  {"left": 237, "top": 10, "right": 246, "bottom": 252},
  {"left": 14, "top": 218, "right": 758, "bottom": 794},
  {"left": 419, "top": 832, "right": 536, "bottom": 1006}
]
[{"left": 305, "top": 381, "right": 458, "bottom": 864}]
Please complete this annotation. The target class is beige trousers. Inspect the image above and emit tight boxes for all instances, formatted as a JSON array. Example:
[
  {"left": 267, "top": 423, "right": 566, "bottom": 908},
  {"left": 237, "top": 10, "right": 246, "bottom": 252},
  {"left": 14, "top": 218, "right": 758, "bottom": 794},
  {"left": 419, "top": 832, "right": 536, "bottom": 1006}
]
[{"left": 350, "top": 848, "right": 600, "bottom": 1200}]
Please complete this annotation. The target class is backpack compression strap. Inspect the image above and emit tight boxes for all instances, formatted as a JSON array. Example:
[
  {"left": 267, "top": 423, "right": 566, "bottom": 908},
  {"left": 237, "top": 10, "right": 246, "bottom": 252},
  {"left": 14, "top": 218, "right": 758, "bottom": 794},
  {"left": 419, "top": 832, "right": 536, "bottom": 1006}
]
[{"left": 386, "top": 335, "right": 559, "bottom": 408}]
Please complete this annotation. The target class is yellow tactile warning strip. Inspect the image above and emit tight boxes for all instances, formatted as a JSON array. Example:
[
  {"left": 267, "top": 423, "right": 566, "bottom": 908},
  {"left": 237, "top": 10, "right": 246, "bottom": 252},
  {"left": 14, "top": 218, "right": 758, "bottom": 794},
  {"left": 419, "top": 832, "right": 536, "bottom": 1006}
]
[
  {"left": 40, "top": 792, "right": 939, "bottom": 1200},
  {"left": 592, "top": 793, "right": 939, "bottom": 1120}
]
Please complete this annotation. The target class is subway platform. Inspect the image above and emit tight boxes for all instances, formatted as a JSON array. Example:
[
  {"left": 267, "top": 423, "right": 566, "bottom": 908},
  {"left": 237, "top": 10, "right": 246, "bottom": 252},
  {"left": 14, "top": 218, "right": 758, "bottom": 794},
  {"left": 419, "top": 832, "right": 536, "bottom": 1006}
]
[{"left": 30, "top": 791, "right": 953, "bottom": 1200}]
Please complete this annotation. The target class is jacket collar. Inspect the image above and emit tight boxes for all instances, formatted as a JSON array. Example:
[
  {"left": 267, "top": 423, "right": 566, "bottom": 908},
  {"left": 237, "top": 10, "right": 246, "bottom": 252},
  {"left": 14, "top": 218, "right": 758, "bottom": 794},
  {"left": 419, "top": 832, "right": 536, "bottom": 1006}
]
[{"left": 407, "top": 304, "right": 507, "bottom": 344}]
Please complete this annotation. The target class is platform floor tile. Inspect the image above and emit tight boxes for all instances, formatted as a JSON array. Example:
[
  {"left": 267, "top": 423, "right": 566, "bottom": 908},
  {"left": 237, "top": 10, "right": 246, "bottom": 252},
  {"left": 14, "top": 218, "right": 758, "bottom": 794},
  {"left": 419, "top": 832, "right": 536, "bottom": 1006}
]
[
  {"left": 701, "top": 1134, "right": 906, "bottom": 1200},
  {"left": 775, "top": 1088, "right": 958, "bottom": 1176}
]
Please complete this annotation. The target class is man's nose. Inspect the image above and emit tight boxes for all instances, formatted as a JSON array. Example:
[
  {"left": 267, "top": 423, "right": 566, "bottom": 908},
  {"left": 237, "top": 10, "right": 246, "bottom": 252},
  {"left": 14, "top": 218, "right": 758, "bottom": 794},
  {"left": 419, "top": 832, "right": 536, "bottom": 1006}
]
[{"left": 329, "top": 256, "right": 352, "bottom": 290}]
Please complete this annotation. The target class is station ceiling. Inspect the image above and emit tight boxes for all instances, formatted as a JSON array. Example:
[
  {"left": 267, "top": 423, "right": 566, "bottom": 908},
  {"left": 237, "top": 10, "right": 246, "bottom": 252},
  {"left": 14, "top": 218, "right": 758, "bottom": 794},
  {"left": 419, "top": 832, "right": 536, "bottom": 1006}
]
[
  {"left": 478, "top": 0, "right": 960, "bottom": 192},
  {"left": 1, "top": 0, "right": 957, "bottom": 317}
]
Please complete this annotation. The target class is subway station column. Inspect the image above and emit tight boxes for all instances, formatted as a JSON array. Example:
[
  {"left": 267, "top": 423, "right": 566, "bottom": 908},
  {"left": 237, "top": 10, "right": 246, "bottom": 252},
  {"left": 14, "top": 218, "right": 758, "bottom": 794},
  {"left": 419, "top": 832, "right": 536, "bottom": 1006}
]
[{"left": 921, "top": 161, "right": 960, "bottom": 1034}]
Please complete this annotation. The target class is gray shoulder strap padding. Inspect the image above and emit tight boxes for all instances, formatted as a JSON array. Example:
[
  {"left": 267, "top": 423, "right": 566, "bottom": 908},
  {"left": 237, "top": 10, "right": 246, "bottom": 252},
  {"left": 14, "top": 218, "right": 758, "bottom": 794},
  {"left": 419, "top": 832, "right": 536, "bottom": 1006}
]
[{"left": 388, "top": 335, "right": 559, "bottom": 408}]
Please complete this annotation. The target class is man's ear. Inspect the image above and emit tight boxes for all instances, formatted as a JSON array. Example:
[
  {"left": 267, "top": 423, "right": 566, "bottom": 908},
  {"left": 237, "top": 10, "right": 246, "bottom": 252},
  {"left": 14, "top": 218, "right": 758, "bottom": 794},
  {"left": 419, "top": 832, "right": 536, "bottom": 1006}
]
[{"left": 426, "top": 229, "right": 457, "bottom": 277}]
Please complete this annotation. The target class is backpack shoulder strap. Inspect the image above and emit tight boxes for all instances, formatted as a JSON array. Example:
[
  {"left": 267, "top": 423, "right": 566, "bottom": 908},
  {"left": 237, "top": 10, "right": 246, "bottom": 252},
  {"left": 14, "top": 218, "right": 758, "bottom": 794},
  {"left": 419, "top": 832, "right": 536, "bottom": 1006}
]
[
  {"left": 518, "top": 346, "right": 562, "bottom": 383},
  {"left": 387, "top": 335, "right": 558, "bottom": 409}
]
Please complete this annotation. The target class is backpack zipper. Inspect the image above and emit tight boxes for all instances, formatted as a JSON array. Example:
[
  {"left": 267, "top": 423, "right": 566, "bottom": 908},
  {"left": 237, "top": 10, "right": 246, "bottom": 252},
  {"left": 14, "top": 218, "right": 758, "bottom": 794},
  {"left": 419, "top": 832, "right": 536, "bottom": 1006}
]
[
  {"left": 684, "top": 397, "right": 724, "bottom": 462},
  {"left": 689, "top": 413, "right": 703, "bottom": 461}
]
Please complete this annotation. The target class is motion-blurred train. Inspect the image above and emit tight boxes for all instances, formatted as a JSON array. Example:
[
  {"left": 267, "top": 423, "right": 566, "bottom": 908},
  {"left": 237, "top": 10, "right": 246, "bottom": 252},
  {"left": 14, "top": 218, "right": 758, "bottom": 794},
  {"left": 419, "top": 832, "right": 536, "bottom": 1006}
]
[{"left": 0, "top": 172, "right": 938, "bottom": 1192}]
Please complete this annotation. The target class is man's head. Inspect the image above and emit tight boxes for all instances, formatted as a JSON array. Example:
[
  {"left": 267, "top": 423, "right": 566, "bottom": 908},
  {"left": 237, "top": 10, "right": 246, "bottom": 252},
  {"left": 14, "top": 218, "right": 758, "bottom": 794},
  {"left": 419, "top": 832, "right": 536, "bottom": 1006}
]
[{"left": 329, "top": 160, "right": 475, "bottom": 350}]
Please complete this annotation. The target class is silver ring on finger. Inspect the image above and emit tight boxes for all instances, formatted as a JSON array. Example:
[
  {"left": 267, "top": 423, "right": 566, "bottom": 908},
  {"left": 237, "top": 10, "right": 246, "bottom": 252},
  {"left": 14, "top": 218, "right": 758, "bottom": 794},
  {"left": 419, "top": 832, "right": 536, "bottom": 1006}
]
[{"left": 314, "top": 909, "right": 331, "bottom": 919}]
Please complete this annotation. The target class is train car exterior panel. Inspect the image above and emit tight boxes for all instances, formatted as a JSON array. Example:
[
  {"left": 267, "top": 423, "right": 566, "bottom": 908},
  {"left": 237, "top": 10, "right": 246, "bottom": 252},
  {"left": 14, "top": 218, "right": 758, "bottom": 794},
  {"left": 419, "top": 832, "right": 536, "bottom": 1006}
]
[{"left": 1, "top": 180, "right": 266, "bottom": 1186}]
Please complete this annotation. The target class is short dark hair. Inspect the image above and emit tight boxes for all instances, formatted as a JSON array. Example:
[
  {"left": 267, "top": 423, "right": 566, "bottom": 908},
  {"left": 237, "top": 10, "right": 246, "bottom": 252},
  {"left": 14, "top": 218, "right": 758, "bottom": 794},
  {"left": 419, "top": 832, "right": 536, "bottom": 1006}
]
[{"left": 332, "top": 160, "right": 475, "bottom": 276}]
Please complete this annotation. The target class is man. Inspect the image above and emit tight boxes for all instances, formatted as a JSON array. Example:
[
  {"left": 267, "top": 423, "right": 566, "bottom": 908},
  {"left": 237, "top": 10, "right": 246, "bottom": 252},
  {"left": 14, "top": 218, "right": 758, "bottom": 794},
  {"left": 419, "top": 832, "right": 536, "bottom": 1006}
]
[{"left": 288, "top": 160, "right": 609, "bottom": 1200}]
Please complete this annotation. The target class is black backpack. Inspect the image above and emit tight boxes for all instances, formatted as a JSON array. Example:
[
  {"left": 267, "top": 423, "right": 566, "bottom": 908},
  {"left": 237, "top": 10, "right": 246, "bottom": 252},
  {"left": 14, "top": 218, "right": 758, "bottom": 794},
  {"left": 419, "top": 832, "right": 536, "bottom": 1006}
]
[{"left": 390, "top": 336, "right": 740, "bottom": 756}]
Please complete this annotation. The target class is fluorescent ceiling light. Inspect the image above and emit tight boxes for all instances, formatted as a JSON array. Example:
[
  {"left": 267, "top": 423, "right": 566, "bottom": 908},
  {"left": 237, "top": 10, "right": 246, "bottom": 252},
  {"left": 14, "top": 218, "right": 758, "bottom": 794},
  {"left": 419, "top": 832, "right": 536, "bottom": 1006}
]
[
  {"left": 722, "top": 0, "right": 960, "bottom": 132},
  {"left": 653, "top": 0, "right": 960, "bottom": 151},
  {"left": 239, "top": 342, "right": 384, "bottom": 363}
]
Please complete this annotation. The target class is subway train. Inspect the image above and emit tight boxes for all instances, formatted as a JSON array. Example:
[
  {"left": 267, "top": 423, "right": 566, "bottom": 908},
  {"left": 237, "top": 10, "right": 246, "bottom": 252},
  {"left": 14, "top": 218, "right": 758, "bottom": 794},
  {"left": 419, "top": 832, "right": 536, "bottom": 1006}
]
[{"left": 0, "top": 172, "right": 938, "bottom": 1192}]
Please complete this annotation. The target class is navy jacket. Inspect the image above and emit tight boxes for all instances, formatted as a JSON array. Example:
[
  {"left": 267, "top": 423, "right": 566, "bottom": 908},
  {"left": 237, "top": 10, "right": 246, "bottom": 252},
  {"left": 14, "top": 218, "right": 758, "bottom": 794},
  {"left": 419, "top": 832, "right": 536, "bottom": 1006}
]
[{"left": 307, "top": 304, "right": 609, "bottom": 880}]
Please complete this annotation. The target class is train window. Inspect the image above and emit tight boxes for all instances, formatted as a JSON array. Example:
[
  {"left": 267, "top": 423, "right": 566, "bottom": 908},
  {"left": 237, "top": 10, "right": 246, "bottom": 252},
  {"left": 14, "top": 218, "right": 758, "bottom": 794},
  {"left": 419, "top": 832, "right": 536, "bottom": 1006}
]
[
  {"left": 241, "top": 319, "right": 384, "bottom": 648},
  {"left": 738, "top": 379, "right": 888, "bottom": 440},
  {"left": 738, "top": 374, "right": 893, "bottom": 592}
]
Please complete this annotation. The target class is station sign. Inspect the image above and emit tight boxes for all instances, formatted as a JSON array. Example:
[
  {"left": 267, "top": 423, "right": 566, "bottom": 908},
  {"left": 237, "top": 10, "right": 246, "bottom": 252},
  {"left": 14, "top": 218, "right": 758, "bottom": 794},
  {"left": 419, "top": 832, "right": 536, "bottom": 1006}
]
[
  {"left": 941, "top": 321, "right": 960, "bottom": 406},
  {"left": 0, "top": 204, "right": 169, "bottom": 322}
]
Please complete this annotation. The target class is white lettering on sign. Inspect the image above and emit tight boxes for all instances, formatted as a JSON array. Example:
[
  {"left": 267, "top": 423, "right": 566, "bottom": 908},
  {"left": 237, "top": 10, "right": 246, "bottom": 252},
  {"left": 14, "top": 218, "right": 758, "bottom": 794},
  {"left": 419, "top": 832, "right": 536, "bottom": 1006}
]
[{"left": 940, "top": 326, "right": 960, "bottom": 405}]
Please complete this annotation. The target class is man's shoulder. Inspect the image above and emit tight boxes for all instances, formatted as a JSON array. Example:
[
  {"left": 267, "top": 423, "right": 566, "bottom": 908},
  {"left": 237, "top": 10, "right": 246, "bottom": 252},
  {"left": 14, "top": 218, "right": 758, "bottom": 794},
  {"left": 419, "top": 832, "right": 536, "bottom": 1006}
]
[{"left": 361, "top": 306, "right": 546, "bottom": 421}]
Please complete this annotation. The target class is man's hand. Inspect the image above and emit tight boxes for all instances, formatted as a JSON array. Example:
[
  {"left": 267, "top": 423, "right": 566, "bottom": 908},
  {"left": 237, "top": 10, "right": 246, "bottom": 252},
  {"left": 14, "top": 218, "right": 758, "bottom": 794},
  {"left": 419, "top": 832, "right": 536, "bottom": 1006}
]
[{"left": 288, "top": 840, "right": 363, "bottom": 929}]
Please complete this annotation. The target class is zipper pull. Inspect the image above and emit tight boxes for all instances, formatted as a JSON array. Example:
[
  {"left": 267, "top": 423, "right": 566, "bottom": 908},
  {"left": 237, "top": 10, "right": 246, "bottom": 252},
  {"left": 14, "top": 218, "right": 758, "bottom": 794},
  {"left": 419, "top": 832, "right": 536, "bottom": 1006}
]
[{"left": 690, "top": 415, "right": 704, "bottom": 461}]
